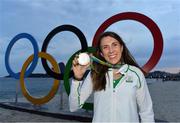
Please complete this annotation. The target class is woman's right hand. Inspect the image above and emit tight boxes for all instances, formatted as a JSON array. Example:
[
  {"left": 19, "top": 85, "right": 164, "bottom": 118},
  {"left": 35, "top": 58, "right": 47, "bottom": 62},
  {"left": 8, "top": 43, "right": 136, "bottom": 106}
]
[{"left": 72, "top": 55, "right": 90, "bottom": 80}]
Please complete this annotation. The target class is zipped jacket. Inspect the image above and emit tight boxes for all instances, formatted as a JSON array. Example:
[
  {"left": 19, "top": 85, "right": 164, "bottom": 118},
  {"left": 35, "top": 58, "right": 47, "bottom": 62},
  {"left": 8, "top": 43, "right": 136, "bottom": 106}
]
[{"left": 69, "top": 64, "right": 154, "bottom": 122}]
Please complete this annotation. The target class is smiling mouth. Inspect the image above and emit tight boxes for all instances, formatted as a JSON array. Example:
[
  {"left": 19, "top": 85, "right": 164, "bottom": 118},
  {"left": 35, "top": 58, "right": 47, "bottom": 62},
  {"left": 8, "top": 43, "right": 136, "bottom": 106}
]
[{"left": 109, "top": 55, "right": 116, "bottom": 59}]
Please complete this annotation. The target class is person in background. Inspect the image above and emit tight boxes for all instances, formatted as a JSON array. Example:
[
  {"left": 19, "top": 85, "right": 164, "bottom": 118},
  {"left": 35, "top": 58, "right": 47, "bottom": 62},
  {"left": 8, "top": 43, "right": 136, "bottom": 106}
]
[{"left": 69, "top": 31, "right": 154, "bottom": 122}]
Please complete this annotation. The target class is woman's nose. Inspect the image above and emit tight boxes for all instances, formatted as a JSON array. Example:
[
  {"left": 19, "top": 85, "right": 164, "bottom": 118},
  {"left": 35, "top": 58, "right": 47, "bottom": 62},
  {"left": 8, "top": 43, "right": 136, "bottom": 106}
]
[{"left": 109, "top": 46, "right": 113, "bottom": 53}]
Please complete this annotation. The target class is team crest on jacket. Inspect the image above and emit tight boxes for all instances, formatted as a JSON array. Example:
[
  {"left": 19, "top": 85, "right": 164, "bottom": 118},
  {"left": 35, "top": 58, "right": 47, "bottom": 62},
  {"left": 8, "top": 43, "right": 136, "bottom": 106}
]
[{"left": 126, "top": 75, "right": 133, "bottom": 83}]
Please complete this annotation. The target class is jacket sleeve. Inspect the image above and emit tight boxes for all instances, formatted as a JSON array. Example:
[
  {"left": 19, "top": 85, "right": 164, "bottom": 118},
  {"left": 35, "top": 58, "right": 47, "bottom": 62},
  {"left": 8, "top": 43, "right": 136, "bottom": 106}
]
[
  {"left": 136, "top": 69, "right": 155, "bottom": 122},
  {"left": 69, "top": 72, "right": 93, "bottom": 112}
]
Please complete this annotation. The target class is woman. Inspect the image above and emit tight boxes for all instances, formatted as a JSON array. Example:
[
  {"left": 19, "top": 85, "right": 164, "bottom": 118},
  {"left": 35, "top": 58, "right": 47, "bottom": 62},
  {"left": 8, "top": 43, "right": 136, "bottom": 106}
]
[{"left": 69, "top": 31, "right": 154, "bottom": 122}]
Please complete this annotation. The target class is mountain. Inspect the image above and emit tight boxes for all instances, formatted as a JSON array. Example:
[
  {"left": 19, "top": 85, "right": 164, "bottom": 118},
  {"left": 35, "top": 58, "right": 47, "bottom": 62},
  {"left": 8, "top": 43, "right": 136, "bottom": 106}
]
[
  {"left": 5, "top": 73, "right": 51, "bottom": 78},
  {"left": 146, "top": 71, "right": 180, "bottom": 81},
  {"left": 5, "top": 62, "right": 66, "bottom": 78}
]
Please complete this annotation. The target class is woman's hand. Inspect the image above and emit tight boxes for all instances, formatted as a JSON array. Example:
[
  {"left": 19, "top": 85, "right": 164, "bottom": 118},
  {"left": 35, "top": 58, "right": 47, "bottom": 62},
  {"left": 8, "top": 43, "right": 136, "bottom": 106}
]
[{"left": 72, "top": 55, "right": 90, "bottom": 80}]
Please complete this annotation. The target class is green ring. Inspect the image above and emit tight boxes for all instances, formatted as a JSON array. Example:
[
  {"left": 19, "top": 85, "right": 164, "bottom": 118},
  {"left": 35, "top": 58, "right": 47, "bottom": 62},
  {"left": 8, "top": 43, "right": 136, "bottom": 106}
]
[{"left": 63, "top": 47, "right": 96, "bottom": 110}]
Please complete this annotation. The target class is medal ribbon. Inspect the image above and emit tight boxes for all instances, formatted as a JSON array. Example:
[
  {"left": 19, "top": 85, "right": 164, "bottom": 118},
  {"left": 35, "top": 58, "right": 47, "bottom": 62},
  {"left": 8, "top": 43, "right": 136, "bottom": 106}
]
[{"left": 90, "top": 55, "right": 123, "bottom": 69}]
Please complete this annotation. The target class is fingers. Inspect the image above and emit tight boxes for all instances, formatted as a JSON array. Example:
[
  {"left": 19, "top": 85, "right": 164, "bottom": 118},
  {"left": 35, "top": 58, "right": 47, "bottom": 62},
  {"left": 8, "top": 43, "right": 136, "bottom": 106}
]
[
  {"left": 72, "top": 53, "right": 90, "bottom": 80},
  {"left": 72, "top": 53, "right": 91, "bottom": 68},
  {"left": 84, "top": 62, "right": 90, "bottom": 69},
  {"left": 72, "top": 55, "right": 79, "bottom": 67}
]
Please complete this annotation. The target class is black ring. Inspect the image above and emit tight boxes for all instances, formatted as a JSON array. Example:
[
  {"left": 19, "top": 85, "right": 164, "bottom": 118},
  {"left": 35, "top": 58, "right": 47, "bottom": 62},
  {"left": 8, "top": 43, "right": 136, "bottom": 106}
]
[{"left": 41, "top": 24, "right": 88, "bottom": 80}]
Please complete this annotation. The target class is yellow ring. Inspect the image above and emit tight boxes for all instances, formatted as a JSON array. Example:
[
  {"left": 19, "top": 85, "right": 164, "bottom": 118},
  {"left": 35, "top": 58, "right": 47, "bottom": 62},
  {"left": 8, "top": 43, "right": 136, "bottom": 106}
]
[{"left": 20, "top": 52, "right": 60, "bottom": 105}]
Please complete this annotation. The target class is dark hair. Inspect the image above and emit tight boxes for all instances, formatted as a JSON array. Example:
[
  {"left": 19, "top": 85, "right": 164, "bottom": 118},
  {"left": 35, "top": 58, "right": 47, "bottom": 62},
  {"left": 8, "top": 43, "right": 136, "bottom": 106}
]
[{"left": 91, "top": 31, "right": 139, "bottom": 91}]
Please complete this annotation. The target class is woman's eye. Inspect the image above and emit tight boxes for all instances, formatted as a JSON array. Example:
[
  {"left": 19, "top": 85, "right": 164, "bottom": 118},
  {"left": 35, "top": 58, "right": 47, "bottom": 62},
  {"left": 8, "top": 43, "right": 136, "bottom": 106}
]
[
  {"left": 102, "top": 46, "right": 108, "bottom": 50},
  {"left": 113, "top": 43, "right": 118, "bottom": 47}
]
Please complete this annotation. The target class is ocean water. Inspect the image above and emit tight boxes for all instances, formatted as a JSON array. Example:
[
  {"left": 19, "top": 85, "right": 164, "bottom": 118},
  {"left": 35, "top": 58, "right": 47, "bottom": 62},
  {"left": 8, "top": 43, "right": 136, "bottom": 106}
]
[
  {"left": 0, "top": 77, "right": 65, "bottom": 100},
  {"left": 1, "top": 77, "right": 180, "bottom": 121},
  {"left": 0, "top": 77, "right": 166, "bottom": 100}
]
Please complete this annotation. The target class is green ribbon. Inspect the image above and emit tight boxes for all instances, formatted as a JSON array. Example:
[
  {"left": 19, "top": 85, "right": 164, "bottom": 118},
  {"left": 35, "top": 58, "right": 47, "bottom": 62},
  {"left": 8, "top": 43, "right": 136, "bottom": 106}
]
[{"left": 90, "top": 55, "right": 123, "bottom": 69}]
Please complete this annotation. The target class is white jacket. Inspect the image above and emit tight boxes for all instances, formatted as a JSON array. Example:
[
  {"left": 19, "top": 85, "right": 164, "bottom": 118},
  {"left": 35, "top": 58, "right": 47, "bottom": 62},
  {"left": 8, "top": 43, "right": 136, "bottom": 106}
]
[{"left": 69, "top": 64, "right": 154, "bottom": 122}]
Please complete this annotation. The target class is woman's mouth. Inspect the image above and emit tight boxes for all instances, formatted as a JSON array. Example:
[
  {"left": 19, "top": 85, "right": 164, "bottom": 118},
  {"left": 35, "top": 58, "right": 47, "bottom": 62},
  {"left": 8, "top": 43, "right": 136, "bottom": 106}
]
[{"left": 109, "top": 54, "right": 116, "bottom": 59}]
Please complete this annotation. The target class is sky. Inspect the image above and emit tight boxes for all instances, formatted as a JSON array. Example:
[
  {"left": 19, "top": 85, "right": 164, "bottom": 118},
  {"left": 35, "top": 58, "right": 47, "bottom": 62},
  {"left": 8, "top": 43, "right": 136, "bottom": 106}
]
[{"left": 0, "top": 0, "right": 180, "bottom": 77}]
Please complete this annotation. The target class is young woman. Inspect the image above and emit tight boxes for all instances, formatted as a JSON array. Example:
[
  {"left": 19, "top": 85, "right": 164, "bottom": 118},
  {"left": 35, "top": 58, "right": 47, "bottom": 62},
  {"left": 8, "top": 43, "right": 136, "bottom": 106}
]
[{"left": 69, "top": 31, "right": 154, "bottom": 122}]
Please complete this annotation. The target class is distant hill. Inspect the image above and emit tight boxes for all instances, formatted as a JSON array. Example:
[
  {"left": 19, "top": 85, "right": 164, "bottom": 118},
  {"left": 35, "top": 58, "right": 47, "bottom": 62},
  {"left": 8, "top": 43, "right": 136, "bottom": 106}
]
[
  {"left": 5, "top": 62, "right": 66, "bottom": 78},
  {"left": 5, "top": 73, "right": 51, "bottom": 78},
  {"left": 146, "top": 71, "right": 180, "bottom": 81},
  {"left": 5, "top": 70, "right": 180, "bottom": 81}
]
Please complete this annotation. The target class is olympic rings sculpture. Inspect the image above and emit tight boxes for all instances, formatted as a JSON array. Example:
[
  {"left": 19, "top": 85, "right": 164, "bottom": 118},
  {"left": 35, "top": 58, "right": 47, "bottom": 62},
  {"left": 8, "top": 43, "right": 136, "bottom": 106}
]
[{"left": 5, "top": 12, "right": 163, "bottom": 110}]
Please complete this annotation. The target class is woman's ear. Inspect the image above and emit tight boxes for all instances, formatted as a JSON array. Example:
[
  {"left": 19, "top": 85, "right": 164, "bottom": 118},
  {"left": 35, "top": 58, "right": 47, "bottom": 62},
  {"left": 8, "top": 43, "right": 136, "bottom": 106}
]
[
  {"left": 120, "top": 45, "right": 124, "bottom": 53},
  {"left": 100, "top": 52, "right": 104, "bottom": 57}
]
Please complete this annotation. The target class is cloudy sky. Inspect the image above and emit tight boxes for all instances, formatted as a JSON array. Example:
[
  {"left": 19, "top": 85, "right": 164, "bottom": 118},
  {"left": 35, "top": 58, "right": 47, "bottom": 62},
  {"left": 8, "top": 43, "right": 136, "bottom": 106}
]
[{"left": 0, "top": 0, "right": 180, "bottom": 77}]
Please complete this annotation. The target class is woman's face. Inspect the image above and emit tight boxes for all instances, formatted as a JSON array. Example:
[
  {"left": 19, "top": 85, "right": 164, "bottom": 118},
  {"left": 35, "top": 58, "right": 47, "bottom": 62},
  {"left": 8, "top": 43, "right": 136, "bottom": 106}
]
[{"left": 100, "top": 36, "right": 123, "bottom": 65}]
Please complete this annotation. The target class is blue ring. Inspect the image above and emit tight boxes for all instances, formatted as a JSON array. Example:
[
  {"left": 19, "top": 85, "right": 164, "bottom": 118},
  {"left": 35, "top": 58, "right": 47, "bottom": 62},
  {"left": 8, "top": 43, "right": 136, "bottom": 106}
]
[{"left": 5, "top": 33, "right": 39, "bottom": 79}]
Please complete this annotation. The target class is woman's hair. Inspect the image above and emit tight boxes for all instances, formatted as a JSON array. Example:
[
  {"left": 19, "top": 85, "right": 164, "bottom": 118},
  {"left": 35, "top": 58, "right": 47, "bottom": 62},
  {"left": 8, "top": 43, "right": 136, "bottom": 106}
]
[{"left": 91, "top": 31, "right": 139, "bottom": 91}]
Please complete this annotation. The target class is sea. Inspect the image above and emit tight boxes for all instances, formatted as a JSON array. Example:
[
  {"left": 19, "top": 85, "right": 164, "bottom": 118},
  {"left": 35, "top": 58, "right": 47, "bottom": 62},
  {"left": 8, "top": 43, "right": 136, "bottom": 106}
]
[
  {"left": 0, "top": 77, "right": 161, "bottom": 100},
  {"left": 0, "top": 77, "right": 180, "bottom": 121},
  {"left": 0, "top": 77, "right": 156, "bottom": 114},
  {"left": 0, "top": 77, "right": 65, "bottom": 100}
]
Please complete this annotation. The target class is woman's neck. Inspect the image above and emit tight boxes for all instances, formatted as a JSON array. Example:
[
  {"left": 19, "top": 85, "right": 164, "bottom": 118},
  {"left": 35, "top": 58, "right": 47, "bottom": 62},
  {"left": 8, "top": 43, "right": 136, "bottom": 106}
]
[{"left": 113, "top": 69, "right": 122, "bottom": 80}]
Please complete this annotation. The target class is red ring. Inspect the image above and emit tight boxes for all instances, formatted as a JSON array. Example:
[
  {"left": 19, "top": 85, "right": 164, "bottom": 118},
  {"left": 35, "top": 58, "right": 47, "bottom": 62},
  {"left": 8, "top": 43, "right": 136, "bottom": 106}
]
[{"left": 92, "top": 12, "right": 163, "bottom": 74}]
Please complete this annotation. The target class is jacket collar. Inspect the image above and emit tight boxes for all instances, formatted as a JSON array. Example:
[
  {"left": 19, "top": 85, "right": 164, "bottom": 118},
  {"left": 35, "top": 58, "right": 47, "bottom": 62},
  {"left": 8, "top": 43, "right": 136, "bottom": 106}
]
[
  {"left": 117, "top": 64, "right": 129, "bottom": 75},
  {"left": 108, "top": 64, "right": 129, "bottom": 75}
]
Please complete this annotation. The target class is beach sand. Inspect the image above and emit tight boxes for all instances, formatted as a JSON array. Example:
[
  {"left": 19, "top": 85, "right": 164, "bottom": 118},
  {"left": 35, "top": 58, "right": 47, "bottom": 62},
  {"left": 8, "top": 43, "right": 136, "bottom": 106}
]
[{"left": 0, "top": 80, "right": 180, "bottom": 122}]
